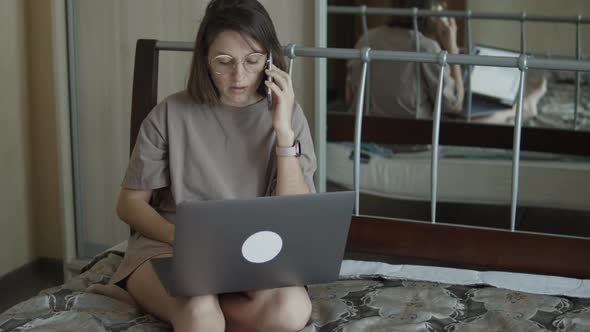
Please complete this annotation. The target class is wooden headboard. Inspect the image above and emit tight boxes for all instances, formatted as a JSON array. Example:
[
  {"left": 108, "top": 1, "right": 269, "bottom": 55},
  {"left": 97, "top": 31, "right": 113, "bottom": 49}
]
[{"left": 327, "top": 114, "right": 590, "bottom": 158}]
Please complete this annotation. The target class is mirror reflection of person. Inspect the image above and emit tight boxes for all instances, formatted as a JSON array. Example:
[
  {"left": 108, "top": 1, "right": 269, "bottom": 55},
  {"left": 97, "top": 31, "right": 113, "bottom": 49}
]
[{"left": 346, "top": 0, "right": 464, "bottom": 119}]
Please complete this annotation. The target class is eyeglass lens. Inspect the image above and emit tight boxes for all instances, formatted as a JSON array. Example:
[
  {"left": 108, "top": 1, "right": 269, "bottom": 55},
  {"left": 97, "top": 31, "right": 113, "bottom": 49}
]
[{"left": 210, "top": 53, "right": 266, "bottom": 74}]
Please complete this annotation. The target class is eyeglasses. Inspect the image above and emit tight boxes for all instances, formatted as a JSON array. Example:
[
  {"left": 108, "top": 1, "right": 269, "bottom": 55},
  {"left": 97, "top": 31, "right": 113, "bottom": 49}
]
[{"left": 209, "top": 53, "right": 268, "bottom": 75}]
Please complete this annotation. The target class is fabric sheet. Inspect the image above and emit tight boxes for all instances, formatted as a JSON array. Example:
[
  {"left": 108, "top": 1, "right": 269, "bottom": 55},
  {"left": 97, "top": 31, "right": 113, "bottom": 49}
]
[{"left": 2, "top": 250, "right": 590, "bottom": 331}]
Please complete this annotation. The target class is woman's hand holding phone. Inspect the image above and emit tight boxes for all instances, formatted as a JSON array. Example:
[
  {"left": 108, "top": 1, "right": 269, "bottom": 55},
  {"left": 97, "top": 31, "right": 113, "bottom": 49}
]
[
  {"left": 264, "top": 62, "right": 295, "bottom": 147},
  {"left": 435, "top": 17, "right": 459, "bottom": 54}
]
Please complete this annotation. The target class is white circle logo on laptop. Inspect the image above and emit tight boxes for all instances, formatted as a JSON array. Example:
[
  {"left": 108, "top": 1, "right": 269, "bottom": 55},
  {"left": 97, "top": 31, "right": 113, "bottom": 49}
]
[{"left": 241, "top": 231, "right": 283, "bottom": 263}]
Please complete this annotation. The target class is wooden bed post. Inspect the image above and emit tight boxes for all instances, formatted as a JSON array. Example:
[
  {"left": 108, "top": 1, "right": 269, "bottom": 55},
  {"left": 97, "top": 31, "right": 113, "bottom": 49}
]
[
  {"left": 130, "top": 39, "right": 159, "bottom": 155},
  {"left": 128, "top": 39, "right": 160, "bottom": 236}
]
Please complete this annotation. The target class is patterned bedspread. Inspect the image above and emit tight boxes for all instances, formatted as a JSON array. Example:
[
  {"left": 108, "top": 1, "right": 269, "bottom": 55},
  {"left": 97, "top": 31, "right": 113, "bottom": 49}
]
[
  {"left": 529, "top": 71, "right": 589, "bottom": 131},
  {"left": 1, "top": 251, "right": 589, "bottom": 331}
]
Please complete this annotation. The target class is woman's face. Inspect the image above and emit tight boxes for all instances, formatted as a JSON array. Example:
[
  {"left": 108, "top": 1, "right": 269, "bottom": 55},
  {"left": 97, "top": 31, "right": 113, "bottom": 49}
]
[{"left": 208, "top": 30, "right": 266, "bottom": 107}]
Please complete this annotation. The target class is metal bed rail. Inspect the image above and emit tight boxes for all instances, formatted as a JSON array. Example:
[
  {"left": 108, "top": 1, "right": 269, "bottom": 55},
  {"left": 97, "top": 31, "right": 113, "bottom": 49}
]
[
  {"left": 327, "top": 5, "right": 586, "bottom": 128},
  {"left": 328, "top": 6, "right": 590, "bottom": 24},
  {"left": 154, "top": 41, "right": 590, "bottom": 233}
]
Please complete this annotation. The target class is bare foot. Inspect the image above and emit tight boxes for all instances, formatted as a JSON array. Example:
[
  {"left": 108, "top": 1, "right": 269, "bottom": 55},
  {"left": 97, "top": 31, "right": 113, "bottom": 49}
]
[
  {"left": 86, "top": 284, "right": 137, "bottom": 306},
  {"left": 523, "top": 76, "right": 548, "bottom": 118}
]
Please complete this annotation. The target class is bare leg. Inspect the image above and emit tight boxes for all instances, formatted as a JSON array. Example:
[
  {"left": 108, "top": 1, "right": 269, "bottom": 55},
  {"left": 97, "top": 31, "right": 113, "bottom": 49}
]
[
  {"left": 126, "top": 255, "right": 225, "bottom": 332},
  {"left": 473, "top": 75, "right": 548, "bottom": 125},
  {"left": 220, "top": 286, "right": 312, "bottom": 332},
  {"left": 86, "top": 283, "right": 137, "bottom": 306},
  {"left": 523, "top": 76, "right": 547, "bottom": 118}
]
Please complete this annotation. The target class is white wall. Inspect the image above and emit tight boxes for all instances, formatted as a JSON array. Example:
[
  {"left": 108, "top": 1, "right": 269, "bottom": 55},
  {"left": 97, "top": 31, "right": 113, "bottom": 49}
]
[
  {"left": 26, "top": 0, "right": 64, "bottom": 261},
  {"left": 468, "top": 0, "right": 590, "bottom": 57},
  {"left": 0, "top": 0, "right": 35, "bottom": 277}
]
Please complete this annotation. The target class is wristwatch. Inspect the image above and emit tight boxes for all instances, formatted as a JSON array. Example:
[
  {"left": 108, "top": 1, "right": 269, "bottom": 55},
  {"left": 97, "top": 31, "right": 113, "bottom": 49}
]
[{"left": 275, "top": 140, "right": 301, "bottom": 157}]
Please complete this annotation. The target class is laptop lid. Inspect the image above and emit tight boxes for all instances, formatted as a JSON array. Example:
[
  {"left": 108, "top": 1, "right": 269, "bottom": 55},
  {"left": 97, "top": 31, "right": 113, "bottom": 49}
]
[
  {"left": 464, "top": 93, "right": 514, "bottom": 118},
  {"left": 153, "top": 191, "right": 355, "bottom": 297},
  {"left": 470, "top": 45, "right": 521, "bottom": 105}
]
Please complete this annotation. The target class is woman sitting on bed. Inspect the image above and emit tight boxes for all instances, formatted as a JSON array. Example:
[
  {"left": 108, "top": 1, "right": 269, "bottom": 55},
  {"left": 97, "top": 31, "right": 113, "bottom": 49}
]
[
  {"left": 87, "top": 0, "right": 317, "bottom": 331},
  {"left": 346, "top": 0, "right": 465, "bottom": 119}
]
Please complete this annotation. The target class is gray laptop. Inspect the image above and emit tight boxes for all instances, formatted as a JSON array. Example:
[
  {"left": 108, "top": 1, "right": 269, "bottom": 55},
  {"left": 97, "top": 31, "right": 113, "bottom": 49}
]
[
  {"left": 151, "top": 191, "right": 355, "bottom": 297},
  {"left": 462, "top": 45, "right": 521, "bottom": 118}
]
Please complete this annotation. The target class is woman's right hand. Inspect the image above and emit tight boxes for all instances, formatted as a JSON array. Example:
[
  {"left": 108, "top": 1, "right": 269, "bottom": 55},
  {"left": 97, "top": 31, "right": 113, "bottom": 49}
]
[
  {"left": 435, "top": 17, "right": 459, "bottom": 54},
  {"left": 117, "top": 188, "right": 175, "bottom": 245}
]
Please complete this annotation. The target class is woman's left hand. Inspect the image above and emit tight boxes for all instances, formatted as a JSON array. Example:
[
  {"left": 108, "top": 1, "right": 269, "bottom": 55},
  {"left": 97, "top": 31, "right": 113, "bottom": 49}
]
[
  {"left": 435, "top": 17, "right": 459, "bottom": 54},
  {"left": 265, "top": 66, "right": 295, "bottom": 146}
]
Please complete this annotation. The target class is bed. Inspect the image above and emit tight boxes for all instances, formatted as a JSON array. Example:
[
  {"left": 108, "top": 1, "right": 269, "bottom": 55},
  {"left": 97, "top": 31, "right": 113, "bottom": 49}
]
[
  {"left": 324, "top": 4, "right": 590, "bottom": 222},
  {"left": 2, "top": 244, "right": 590, "bottom": 331},
  {"left": 327, "top": 141, "right": 590, "bottom": 211},
  {"left": 2, "top": 39, "right": 590, "bottom": 331}
]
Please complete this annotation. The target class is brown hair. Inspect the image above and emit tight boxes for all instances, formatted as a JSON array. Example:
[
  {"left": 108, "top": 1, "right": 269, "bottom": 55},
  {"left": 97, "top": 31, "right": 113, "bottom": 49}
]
[
  {"left": 388, "top": 0, "right": 446, "bottom": 31},
  {"left": 187, "top": 0, "right": 287, "bottom": 105}
]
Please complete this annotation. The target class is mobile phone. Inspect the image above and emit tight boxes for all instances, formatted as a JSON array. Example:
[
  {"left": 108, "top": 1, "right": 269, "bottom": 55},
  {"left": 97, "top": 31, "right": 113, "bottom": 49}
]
[{"left": 267, "top": 52, "right": 273, "bottom": 109}]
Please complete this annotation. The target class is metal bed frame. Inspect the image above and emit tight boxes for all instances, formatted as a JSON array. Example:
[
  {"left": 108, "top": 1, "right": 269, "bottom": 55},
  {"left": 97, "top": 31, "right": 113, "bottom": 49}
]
[
  {"left": 130, "top": 39, "right": 590, "bottom": 280},
  {"left": 327, "top": 5, "right": 588, "bottom": 126}
]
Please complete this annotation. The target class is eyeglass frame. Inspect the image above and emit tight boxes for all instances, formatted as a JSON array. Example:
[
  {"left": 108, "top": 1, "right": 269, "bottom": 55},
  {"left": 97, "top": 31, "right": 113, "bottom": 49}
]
[{"left": 208, "top": 52, "right": 269, "bottom": 75}]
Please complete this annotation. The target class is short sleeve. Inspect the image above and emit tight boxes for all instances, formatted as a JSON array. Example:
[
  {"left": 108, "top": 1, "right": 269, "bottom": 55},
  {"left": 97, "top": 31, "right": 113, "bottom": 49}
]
[
  {"left": 122, "top": 103, "right": 170, "bottom": 190},
  {"left": 292, "top": 103, "right": 317, "bottom": 193}
]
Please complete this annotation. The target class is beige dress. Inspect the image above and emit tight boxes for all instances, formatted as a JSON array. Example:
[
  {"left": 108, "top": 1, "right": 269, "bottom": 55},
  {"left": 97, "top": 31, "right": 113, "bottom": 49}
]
[
  {"left": 109, "top": 91, "right": 317, "bottom": 287},
  {"left": 347, "top": 25, "right": 463, "bottom": 118}
]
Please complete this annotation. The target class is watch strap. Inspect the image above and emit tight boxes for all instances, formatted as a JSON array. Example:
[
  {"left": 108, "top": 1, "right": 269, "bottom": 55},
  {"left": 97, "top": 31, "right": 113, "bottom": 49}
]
[{"left": 275, "top": 140, "right": 301, "bottom": 157}]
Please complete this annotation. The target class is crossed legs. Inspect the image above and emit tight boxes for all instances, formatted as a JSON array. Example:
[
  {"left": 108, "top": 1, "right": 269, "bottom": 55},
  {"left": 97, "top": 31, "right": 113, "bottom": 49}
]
[
  {"left": 220, "top": 287, "right": 312, "bottom": 332},
  {"left": 98, "top": 254, "right": 311, "bottom": 332}
]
